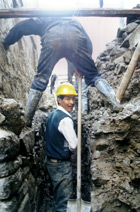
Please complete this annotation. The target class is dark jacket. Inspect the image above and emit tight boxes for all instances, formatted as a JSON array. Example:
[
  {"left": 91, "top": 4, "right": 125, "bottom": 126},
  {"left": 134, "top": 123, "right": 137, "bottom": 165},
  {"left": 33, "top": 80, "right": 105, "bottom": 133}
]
[
  {"left": 4, "top": 17, "right": 92, "bottom": 47},
  {"left": 45, "top": 109, "right": 73, "bottom": 160}
]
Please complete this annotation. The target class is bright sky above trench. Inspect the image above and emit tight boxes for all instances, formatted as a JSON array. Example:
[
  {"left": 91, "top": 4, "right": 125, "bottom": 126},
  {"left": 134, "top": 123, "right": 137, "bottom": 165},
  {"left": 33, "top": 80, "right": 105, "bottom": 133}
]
[{"left": 24, "top": 0, "right": 140, "bottom": 9}]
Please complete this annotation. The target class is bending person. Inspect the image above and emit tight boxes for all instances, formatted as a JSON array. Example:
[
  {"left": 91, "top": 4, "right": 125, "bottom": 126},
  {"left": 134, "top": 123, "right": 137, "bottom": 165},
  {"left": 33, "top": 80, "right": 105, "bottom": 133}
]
[{"left": 3, "top": 17, "right": 121, "bottom": 126}]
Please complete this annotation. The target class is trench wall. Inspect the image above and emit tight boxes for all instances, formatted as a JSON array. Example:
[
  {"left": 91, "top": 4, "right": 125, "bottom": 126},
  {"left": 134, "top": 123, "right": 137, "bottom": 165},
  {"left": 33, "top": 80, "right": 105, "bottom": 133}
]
[
  {"left": 0, "top": 97, "right": 49, "bottom": 212},
  {"left": 87, "top": 12, "right": 140, "bottom": 212},
  {"left": 0, "top": 0, "right": 39, "bottom": 106}
]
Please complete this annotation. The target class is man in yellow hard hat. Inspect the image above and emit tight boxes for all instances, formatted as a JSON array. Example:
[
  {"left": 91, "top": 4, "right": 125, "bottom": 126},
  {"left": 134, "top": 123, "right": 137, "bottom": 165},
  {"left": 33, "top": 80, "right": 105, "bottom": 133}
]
[{"left": 44, "top": 83, "right": 78, "bottom": 212}]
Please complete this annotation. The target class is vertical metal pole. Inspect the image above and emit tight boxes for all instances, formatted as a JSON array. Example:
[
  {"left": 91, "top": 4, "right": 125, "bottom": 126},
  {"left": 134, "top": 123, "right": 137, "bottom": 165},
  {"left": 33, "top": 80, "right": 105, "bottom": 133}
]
[{"left": 77, "top": 76, "right": 82, "bottom": 212}]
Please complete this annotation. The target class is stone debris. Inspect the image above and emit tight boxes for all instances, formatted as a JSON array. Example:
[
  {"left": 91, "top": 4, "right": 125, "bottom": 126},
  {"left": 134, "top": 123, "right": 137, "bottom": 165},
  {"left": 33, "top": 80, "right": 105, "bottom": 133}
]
[
  {"left": 87, "top": 11, "right": 140, "bottom": 212},
  {"left": 0, "top": 97, "right": 47, "bottom": 212},
  {"left": 0, "top": 97, "right": 24, "bottom": 135}
]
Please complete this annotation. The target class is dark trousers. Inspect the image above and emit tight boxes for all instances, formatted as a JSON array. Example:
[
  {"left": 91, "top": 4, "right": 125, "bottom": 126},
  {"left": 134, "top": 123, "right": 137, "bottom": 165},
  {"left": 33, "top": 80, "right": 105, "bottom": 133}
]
[
  {"left": 46, "top": 159, "right": 73, "bottom": 212},
  {"left": 31, "top": 19, "right": 103, "bottom": 91}
]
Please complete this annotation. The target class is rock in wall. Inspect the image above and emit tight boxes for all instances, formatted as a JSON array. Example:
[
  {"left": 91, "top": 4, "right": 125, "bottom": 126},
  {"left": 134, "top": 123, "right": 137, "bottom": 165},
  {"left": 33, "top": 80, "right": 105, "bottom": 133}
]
[
  {"left": 0, "top": 97, "right": 33, "bottom": 212},
  {"left": 0, "top": 96, "right": 48, "bottom": 212}
]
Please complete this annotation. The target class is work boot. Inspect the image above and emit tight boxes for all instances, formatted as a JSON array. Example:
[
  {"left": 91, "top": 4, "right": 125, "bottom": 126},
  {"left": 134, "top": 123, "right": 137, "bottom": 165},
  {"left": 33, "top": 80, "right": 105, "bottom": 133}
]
[
  {"left": 95, "top": 78, "right": 123, "bottom": 111},
  {"left": 24, "top": 88, "right": 43, "bottom": 127}
]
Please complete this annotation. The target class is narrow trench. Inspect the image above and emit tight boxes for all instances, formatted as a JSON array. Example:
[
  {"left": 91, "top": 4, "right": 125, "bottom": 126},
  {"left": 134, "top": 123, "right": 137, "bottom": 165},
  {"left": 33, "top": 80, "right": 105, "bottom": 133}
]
[
  {"left": 1, "top": 7, "right": 140, "bottom": 212},
  {"left": 31, "top": 114, "right": 92, "bottom": 212}
]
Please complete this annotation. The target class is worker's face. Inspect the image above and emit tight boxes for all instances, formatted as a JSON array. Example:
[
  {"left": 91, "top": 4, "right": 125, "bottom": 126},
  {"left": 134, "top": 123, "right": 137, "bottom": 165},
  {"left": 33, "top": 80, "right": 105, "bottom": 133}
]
[{"left": 58, "top": 95, "right": 76, "bottom": 112}]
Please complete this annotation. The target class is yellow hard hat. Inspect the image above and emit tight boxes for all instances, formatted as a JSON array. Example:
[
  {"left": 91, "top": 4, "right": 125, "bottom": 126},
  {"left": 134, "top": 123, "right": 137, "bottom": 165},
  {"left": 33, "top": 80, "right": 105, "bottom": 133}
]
[{"left": 56, "top": 83, "right": 77, "bottom": 96}]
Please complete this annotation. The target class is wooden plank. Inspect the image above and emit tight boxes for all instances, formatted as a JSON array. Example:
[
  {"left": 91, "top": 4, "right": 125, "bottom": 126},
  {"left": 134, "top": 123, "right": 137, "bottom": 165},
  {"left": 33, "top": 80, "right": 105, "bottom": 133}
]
[
  {"left": 116, "top": 42, "right": 140, "bottom": 102},
  {"left": 0, "top": 8, "right": 140, "bottom": 19}
]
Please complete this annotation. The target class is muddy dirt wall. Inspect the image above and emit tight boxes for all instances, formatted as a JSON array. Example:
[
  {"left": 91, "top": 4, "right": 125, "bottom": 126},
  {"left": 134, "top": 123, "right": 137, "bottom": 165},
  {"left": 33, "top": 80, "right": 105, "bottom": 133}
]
[{"left": 87, "top": 12, "right": 140, "bottom": 212}]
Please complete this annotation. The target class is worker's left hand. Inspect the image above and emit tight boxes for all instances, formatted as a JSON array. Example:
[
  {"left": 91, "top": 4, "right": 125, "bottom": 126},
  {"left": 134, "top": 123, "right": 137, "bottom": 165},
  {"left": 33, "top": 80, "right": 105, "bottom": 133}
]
[{"left": 70, "top": 152, "right": 77, "bottom": 163}]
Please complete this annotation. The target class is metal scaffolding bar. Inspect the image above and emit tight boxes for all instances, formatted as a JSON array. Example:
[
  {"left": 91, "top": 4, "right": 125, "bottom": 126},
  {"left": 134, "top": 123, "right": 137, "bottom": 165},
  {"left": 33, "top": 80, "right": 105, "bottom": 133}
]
[{"left": 0, "top": 8, "right": 140, "bottom": 19}]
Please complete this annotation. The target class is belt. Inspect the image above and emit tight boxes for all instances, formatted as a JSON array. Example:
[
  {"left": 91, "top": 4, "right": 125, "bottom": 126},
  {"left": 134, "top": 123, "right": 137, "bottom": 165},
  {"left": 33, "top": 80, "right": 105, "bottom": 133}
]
[
  {"left": 49, "top": 158, "right": 58, "bottom": 163},
  {"left": 47, "top": 157, "right": 69, "bottom": 163}
]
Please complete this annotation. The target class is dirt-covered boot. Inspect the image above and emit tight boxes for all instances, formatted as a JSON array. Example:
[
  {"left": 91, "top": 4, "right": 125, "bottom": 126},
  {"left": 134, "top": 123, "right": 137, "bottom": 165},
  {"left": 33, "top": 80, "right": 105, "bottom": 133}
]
[
  {"left": 95, "top": 78, "right": 123, "bottom": 112},
  {"left": 24, "top": 88, "right": 43, "bottom": 127}
]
